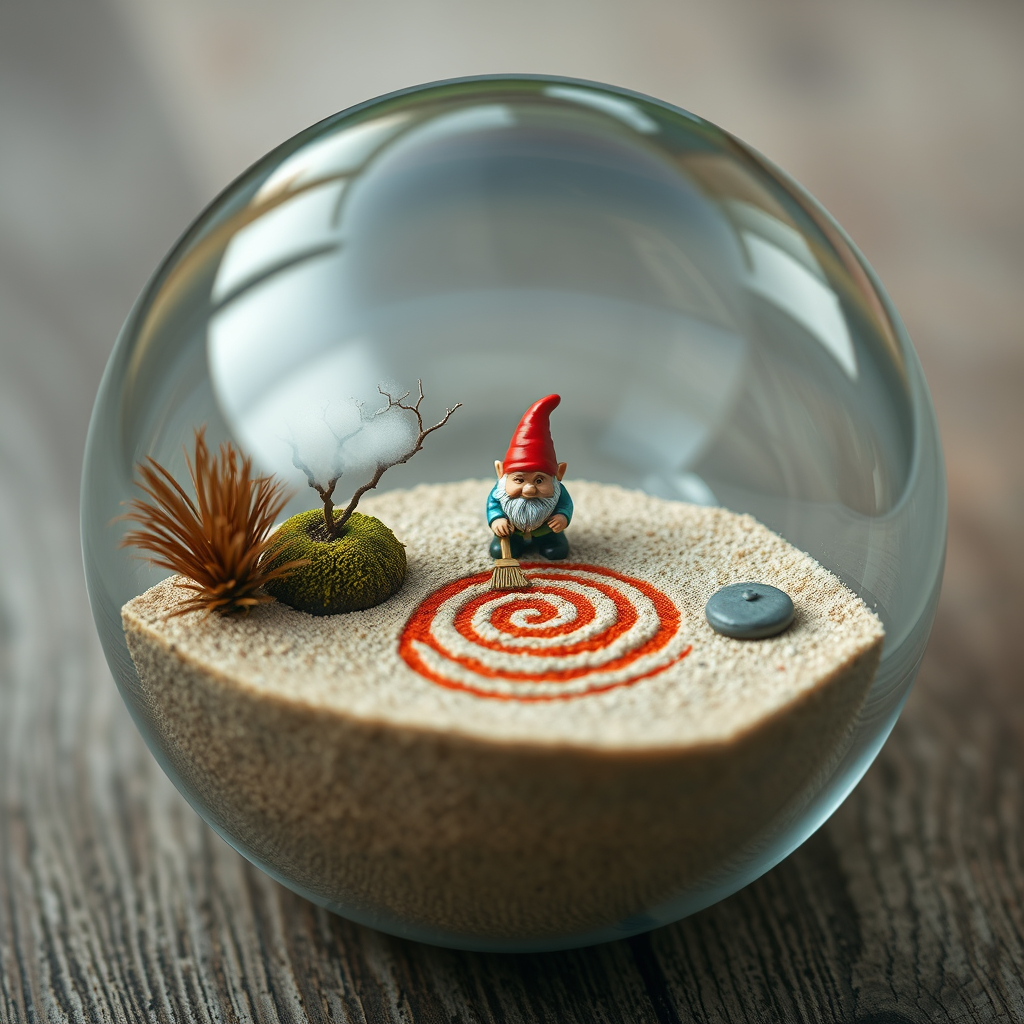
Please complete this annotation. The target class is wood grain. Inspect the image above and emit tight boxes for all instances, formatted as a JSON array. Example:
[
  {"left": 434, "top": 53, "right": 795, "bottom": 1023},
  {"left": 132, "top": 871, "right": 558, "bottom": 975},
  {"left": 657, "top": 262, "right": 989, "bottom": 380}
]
[{"left": 1, "top": 0, "right": 1023, "bottom": 1020}]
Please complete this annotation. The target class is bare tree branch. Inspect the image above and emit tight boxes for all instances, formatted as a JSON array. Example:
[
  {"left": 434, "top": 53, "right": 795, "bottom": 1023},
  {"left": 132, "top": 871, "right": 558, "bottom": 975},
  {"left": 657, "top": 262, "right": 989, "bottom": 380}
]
[
  {"left": 285, "top": 382, "right": 460, "bottom": 538},
  {"left": 331, "top": 380, "right": 461, "bottom": 535},
  {"left": 286, "top": 401, "right": 379, "bottom": 532},
  {"left": 325, "top": 401, "right": 372, "bottom": 450},
  {"left": 284, "top": 437, "right": 317, "bottom": 487}
]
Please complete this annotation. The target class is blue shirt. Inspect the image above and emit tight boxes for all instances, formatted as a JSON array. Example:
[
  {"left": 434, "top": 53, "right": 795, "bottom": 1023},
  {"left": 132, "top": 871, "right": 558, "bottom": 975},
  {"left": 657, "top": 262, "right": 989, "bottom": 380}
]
[{"left": 486, "top": 481, "right": 574, "bottom": 537}]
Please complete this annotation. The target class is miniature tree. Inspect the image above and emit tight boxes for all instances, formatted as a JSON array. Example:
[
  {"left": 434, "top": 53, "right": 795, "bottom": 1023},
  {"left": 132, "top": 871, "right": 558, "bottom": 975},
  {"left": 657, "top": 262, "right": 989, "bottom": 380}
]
[
  {"left": 288, "top": 380, "right": 460, "bottom": 539},
  {"left": 266, "top": 381, "right": 461, "bottom": 616}
]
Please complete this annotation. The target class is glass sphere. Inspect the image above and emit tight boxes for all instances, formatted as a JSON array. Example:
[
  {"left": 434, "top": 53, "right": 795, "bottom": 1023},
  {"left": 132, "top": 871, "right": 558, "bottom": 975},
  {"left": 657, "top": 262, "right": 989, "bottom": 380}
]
[{"left": 82, "top": 76, "right": 945, "bottom": 951}]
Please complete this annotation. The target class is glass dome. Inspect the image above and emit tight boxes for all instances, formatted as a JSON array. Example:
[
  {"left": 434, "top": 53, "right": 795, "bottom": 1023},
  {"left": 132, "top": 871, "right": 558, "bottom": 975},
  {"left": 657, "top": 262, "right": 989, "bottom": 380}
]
[{"left": 82, "top": 75, "right": 945, "bottom": 951}]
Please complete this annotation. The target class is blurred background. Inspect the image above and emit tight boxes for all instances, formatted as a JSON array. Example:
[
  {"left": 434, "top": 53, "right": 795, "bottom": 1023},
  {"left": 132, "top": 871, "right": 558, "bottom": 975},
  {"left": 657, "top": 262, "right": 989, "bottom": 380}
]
[{"left": 1, "top": 0, "right": 1022, "bottom": 1016}]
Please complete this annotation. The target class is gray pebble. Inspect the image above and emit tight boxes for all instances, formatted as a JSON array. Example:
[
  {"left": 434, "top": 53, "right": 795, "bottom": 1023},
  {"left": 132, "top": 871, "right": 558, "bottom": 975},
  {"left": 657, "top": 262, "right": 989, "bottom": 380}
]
[{"left": 705, "top": 582, "right": 794, "bottom": 639}]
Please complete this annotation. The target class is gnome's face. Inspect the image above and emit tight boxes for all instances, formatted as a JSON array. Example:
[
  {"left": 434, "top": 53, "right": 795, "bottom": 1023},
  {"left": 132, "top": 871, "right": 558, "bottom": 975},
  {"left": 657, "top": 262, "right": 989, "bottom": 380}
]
[
  {"left": 494, "top": 462, "right": 569, "bottom": 532},
  {"left": 504, "top": 469, "right": 557, "bottom": 499},
  {"left": 497, "top": 460, "right": 568, "bottom": 498},
  {"left": 495, "top": 474, "right": 563, "bottom": 533}
]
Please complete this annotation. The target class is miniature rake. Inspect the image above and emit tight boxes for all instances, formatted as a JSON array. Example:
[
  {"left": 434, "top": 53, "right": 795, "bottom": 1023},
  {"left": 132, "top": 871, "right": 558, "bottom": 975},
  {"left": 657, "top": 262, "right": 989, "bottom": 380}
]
[{"left": 490, "top": 534, "right": 532, "bottom": 591}]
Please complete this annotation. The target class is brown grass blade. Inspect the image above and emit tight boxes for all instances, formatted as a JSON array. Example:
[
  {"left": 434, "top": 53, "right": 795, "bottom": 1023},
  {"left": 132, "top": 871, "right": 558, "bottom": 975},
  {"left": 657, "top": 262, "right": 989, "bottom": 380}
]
[{"left": 118, "top": 426, "right": 308, "bottom": 615}]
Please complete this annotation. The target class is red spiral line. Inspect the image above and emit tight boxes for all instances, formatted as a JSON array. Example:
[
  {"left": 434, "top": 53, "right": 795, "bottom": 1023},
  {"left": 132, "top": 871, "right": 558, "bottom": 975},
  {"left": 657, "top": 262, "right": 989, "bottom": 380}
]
[{"left": 399, "top": 562, "right": 691, "bottom": 701}]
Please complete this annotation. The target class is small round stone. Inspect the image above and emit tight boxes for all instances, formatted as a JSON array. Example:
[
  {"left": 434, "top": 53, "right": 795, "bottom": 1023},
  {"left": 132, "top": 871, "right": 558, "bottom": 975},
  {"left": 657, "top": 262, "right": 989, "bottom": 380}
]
[{"left": 705, "top": 582, "right": 795, "bottom": 640}]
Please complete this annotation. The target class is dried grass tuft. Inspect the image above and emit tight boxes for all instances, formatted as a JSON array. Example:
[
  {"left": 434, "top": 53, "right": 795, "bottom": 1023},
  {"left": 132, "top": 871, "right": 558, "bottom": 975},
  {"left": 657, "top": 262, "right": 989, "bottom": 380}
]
[{"left": 119, "top": 427, "right": 307, "bottom": 616}]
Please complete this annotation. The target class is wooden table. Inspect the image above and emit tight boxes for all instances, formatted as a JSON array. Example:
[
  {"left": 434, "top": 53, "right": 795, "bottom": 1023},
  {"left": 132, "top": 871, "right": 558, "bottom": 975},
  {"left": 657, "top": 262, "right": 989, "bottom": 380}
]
[{"left": 1, "top": 0, "right": 1022, "bottom": 1019}]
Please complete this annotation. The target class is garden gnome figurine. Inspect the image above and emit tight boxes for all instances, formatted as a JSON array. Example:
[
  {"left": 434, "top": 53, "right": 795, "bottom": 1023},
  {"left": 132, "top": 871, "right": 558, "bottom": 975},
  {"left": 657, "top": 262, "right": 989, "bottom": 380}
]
[{"left": 487, "top": 394, "right": 573, "bottom": 560}]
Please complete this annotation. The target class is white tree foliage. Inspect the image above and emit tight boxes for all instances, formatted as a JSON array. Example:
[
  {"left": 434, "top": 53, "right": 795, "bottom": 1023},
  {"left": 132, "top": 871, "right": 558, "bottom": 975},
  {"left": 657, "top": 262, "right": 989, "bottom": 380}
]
[{"left": 285, "top": 381, "right": 460, "bottom": 537}]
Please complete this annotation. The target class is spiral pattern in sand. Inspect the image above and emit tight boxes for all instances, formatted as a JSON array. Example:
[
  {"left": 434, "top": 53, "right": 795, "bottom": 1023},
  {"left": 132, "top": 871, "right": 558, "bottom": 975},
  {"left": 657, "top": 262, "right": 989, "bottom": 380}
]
[{"left": 399, "top": 562, "right": 692, "bottom": 700}]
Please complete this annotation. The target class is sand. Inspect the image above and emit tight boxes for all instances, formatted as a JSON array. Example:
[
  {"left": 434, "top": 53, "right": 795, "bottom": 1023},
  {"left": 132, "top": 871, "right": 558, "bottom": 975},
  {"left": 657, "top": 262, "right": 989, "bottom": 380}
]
[{"left": 121, "top": 480, "right": 884, "bottom": 945}]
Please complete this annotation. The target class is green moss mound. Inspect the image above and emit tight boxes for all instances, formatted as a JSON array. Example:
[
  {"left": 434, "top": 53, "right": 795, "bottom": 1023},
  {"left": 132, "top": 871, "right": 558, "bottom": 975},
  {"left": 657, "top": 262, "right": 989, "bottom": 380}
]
[{"left": 264, "top": 509, "right": 407, "bottom": 615}]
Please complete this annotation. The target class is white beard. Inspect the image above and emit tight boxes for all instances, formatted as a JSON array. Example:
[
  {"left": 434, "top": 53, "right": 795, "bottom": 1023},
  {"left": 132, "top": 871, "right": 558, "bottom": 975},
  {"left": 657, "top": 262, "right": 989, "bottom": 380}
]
[{"left": 495, "top": 477, "right": 562, "bottom": 532}]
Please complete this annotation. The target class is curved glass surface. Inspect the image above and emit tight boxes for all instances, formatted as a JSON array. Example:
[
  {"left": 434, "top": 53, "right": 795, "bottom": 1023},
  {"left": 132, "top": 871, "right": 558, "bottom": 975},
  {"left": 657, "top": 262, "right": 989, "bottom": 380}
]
[{"left": 82, "top": 76, "right": 945, "bottom": 951}]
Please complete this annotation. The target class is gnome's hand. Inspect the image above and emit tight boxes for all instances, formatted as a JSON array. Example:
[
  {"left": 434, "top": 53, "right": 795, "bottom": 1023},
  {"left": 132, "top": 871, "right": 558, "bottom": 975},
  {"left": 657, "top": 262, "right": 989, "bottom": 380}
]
[
  {"left": 546, "top": 514, "right": 568, "bottom": 533},
  {"left": 492, "top": 518, "right": 514, "bottom": 537}
]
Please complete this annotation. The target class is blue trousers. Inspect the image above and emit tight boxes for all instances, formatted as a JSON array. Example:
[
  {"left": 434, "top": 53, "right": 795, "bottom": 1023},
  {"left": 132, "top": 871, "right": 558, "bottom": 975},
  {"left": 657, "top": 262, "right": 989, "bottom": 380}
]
[{"left": 489, "top": 530, "right": 569, "bottom": 561}]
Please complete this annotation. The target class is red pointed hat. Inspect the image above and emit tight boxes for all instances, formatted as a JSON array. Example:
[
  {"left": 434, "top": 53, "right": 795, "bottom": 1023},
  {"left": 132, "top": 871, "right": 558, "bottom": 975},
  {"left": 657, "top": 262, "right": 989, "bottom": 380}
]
[{"left": 503, "top": 394, "right": 561, "bottom": 476}]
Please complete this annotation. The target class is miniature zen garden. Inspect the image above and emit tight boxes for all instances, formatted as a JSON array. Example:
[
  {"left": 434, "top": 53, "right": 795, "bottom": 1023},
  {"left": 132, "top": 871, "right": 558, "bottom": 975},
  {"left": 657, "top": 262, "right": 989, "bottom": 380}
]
[
  {"left": 121, "top": 387, "right": 805, "bottom": 630},
  {"left": 70, "top": 73, "right": 950, "bottom": 953},
  {"left": 117, "top": 385, "right": 884, "bottom": 947}
]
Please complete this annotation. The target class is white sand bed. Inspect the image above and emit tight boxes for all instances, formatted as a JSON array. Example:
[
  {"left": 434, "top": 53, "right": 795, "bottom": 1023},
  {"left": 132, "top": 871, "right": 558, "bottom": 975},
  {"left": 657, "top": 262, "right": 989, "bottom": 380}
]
[
  {"left": 125, "top": 479, "right": 882, "bottom": 747},
  {"left": 122, "top": 480, "right": 883, "bottom": 944}
]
